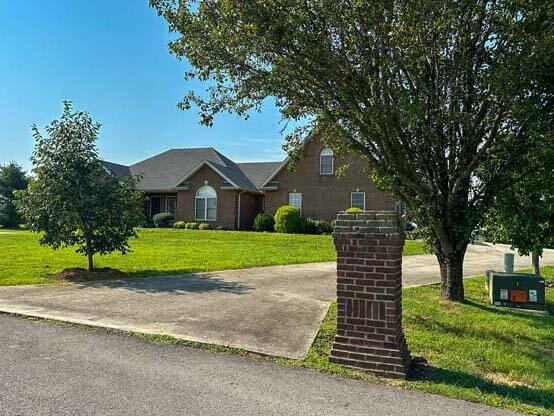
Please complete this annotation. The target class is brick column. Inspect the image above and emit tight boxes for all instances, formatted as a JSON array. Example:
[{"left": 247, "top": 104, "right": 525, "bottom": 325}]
[{"left": 329, "top": 210, "right": 411, "bottom": 379}]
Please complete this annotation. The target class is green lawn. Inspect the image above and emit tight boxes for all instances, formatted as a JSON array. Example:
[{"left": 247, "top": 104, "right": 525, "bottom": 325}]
[
  {"left": 2, "top": 228, "right": 551, "bottom": 413},
  {"left": 0, "top": 229, "right": 426, "bottom": 286},
  {"left": 284, "top": 266, "right": 554, "bottom": 416}
]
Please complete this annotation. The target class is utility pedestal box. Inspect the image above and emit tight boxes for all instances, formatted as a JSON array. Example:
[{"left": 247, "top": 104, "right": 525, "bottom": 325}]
[{"left": 485, "top": 271, "right": 545, "bottom": 311}]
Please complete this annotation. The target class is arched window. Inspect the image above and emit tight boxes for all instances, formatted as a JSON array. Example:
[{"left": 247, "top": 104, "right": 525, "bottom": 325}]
[
  {"left": 320, "top": 148, "right": 334, "bottom": 175},
  {"left": 195, "top": 186, "right": 217, "bottom": 221}
]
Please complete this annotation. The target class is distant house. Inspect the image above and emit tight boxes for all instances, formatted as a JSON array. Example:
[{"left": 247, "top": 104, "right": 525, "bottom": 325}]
[{"left": 104, "top": 132, "right": 394, "bottom": 230}]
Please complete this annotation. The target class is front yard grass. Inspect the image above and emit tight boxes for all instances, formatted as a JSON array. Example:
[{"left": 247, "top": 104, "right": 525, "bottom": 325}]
[
  {"left": 0, "top": 228, "right": 426, "bottom": 286},
  {"left": 283, "top": 266, "right": 554, "bottom": 416}
]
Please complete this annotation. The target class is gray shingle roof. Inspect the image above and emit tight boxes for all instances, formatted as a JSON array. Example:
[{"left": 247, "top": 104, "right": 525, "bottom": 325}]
[
  {"left": 103, "top": 161, "right": 131, "bottom": 177},
  {"left": 236, "top": 162, "right": 283, "bottom": 188},
  {"left": 104, "top": 148, "right": 283, "bottom": 192}
]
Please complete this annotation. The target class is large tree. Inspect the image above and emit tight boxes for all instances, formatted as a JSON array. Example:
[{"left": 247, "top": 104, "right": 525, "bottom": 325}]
[
  {"left": 151, "top": 0, "right": 553, "bottom": 300},
  {"left": 0, "top": 162, "right": 29, "bottom": 227},
  {"left": 17, "top": 102, "right": 144, "bottom": 272}
]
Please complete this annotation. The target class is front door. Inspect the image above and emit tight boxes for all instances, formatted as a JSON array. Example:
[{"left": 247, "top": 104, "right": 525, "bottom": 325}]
[{"left": 150, "top": 196, "right": 161, "bottom": 218}]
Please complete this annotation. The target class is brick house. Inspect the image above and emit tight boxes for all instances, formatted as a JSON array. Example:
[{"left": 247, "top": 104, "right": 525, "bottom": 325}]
[{"left": 104, "top": 133, "right": 394, "bottom": 230}]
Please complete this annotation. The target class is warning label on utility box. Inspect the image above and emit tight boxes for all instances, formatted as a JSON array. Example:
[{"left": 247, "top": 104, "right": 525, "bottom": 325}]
[{"left": 510, "top": 290, "right": 528, "bottom": 303}]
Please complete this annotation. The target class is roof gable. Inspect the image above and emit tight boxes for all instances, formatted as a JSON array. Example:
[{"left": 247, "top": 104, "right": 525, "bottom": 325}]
[
  {"left": 174, "top": 160, "right": 241, "bottom": 188},
  {"left": 126, "top": 147, "right": 260, "bottom": 191},
  {"left": 103, "top": 146, "right": 288, "bottom": 192}
]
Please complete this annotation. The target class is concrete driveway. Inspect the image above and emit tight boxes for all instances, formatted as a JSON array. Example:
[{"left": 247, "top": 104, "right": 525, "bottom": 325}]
[
  {"left": 0, "top": 243, "right": 552, "bottom": 359},
  {"left": 0, "top": 263, "right": 335, "bottom": 359}
]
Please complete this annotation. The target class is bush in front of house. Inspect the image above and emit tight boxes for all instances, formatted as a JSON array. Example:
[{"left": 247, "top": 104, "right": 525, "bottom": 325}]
[
  {"left": 253, "top": 213, "right": 275, "bottom": 232},
  {"left": 198, "top": 223, "right": 211, "bottom": 230},
  {"left": 137, "top": 218, "right": 155, "bottom": 228},
  {"left": 274, "top": 205, "right": 305, "bottom": 234},
  {"left": 185, "top": 222, "right": 199, "bottom": 229},
  {"left": 317, "top": 220, "right": 334, "bottom": 235},
  {"left": 152, "top": 212, "right": 175, "bottom": 228},
  {"left": 303, "top": 217, "right": 319, "bottom": 235},
  {"left": 346, "top": 207, "right": 363, "bottom": 213},
  {"left": 173, "top": 221, "right": 187, "bottom": 229}
]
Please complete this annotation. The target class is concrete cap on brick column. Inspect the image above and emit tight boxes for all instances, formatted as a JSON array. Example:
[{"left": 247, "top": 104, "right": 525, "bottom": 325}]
[{"left": 333, "top": 210, "right": 402, "bottom": 238}]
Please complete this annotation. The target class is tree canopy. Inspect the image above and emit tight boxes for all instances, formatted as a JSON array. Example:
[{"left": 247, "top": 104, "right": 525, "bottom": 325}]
[
  {"left": 17, "top": 102, "right": 145, "bottom": 271},
  {"left": 151, "top": 0, "right": 553, "bottom": 300},
  {"left": 0, "top": 162, "right": 29, "bottom": 227},
  {"left": 485, "top": 137, "right": 554, "bottom": 275}
]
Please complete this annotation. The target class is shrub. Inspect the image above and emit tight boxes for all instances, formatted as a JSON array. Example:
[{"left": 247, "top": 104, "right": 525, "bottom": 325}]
[
  {"left": 346, "top": 207, "right": 363, "bottom": 213},
  {"left": 136, "top": 218, "right": 155, "bottom": 228},
  {"left": 185, "top": 222, "right": 199, "bottom": 229},
  {"left": 304, "top": 217, "right": 319, "bottom": 234},
  {"left": 152, "top": 212, "right": 175, "bottom": 228},
  {"left": 198, "top": 223, "right": 211, "bottom": 230},
  {"left": 173, "top": 221, "right": 187, "bottom": 229},
  {"left": 274, "top": 205, "right": 305, "bottom": 233},
  {"left": 317, "top": 220, "right": 334, "bottom": 235},
  {"left": 254, "top": 213, "right": 275, "bottom": 232}
]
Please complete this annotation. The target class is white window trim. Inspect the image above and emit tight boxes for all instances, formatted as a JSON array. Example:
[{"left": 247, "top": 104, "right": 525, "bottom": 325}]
[
  {"left": 166, "top": 196, "right": 177, "bottom": 215},
  {"left": 351, "top": 192, "right": 366, "bottom": 210},
  {"left": 195, "top": 186, "right": 217, "bottom": 221},
  {"left": 320, "top": 148, "right": 334, "bottom": 175},
  {"left": 288, "top": 192, "right": 303, "bottom": 212}
]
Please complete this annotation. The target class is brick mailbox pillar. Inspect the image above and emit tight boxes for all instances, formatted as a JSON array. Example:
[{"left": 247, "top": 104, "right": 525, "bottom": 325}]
[{"left": 329, "top": 210, "right": 411, "bottom": 379}]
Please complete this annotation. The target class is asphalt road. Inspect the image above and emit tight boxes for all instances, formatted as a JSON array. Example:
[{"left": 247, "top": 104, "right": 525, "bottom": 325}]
[{"left": 0, "top": 315, "right": 515, "bottom": 416}]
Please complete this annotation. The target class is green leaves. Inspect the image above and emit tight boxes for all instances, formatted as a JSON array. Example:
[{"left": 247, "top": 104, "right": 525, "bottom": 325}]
[
  {"left": 152, "top": 0, "right": 553, "bottom": 299},
  {"left": 19, "top": 102, "right": 145, "bottom": 270},
  {"left": 0, "top": 162, "right": 29, "bottom": 228}
]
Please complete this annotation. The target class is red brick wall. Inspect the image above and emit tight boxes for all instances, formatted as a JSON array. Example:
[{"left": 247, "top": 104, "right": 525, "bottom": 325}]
[
  {"left": 330, "top": 211, "right": 411, "bottom": 378},
  {"left": 264, "top": 135, "right": 394, "bottom": 221},
  {"left": 175, "top": 165, "right": 239, "bottom": 229}
]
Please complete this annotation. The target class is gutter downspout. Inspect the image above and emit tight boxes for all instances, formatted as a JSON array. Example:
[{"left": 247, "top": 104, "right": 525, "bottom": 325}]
[{"left": 237, "top": 191, "right": 245, "bottom": 230}]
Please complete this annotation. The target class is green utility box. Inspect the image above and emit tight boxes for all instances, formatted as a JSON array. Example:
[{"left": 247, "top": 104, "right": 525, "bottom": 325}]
[{"left": 485, "top": 271, "right": 546, "bottom": 311}]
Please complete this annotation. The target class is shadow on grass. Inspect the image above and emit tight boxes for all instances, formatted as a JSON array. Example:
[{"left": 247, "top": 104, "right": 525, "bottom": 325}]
[
  {"left": 412, "top": 362, "right": 553, "bottom": 410},
  {"left": 73, "top": 273, "right": 254, "bottom": 295},
  {"left": 464, "top": 298, "right": 553, "bottom": 318}
]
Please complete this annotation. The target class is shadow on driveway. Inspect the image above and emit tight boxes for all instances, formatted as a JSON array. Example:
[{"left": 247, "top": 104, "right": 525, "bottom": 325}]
[{"left": 72, "top": 274, "right": 254, "bottom": 295}]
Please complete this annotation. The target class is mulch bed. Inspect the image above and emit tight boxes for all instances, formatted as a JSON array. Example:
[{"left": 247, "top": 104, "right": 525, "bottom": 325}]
[{"left": 48, "top": 268, "right": 128, "bottom": 282}]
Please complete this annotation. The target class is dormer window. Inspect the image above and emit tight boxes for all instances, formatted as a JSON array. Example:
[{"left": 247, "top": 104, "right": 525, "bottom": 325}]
[{"left": 320, "top": 148, "right": 334, "bottom": 175}]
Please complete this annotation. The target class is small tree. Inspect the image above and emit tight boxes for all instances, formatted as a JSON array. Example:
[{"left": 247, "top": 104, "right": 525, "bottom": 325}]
[
  {"left": 17, "top": 102, "right": 144, "bottom": 271},
  {"left": 0, "top": 162, "right": 29, "bottom": 227},
  {"left": 485, "top": 141, "right": 553, "bottom": 275}
]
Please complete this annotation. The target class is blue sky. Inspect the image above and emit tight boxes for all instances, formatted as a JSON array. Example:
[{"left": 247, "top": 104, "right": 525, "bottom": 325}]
[{"left": 0, "top": 0, "right": 287, "bottom": 171}]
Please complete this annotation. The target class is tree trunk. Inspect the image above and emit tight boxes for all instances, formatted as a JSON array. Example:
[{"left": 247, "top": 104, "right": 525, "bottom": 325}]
[
  {"left": 84, "top": 231, "right": 94, "bottom": 272},
  {"left": 532, "top": 252, "right": 540, "bottom": 275},
  {"left": 437, "top": 251, "right": 465, "bottom": 302},
  {"left": 87, "top": 251, "right": 94, "bottom": 272}
]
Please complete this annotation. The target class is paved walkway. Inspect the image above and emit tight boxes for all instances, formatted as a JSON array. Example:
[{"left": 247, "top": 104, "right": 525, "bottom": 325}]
[
  {"left": 0, "top": 315, "right": 517, "bottom": 416},
  {"left": 403, "top": 243, "right": 554, "bottom": 287},
  {"left": 0, "top": 243, "right": 552, "bottom": 359}
]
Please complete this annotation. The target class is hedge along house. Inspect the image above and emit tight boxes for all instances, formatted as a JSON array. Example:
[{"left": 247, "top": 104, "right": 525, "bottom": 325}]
[{"left": 103, "top": 133, "right": 394, "bottom": 230}]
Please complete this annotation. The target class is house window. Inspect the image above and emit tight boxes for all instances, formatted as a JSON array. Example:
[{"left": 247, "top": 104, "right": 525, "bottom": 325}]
[
  {"left": 320, "top": 148, "right": 334, "bottom": 175},
  {"left": 289, "top": 192, "right": 302, "bottom": 211},
  {"left": 351, "top": 192, "right": 366, "bottom": 210},
  {"left": 166, "top": 196, "right": 177, "bottom": 215},
  {"left": 195, "top": 186, "right": 217, "bottom": 221}
]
